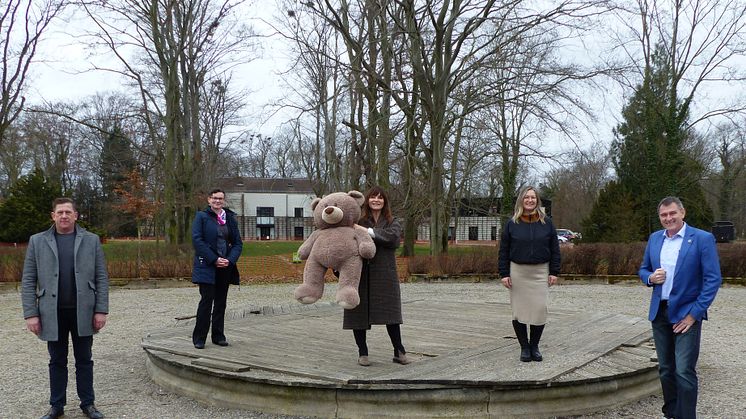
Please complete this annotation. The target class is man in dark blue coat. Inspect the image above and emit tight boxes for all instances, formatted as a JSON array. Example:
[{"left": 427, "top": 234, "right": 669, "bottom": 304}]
[{"left": 191, "top": 188, "right": 243, "bottom": 348}]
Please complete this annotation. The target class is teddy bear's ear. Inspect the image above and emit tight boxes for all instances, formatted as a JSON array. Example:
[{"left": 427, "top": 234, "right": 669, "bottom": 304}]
[
  {"left": 348, "top": 190, "right": 365, "bottom": 206},
  {"left": 310, "top": 197, "right": 322, "bottom": 211}
]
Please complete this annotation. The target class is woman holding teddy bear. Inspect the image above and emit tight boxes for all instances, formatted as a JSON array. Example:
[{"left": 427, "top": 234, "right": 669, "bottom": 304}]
[{"left": 343, "top": 186, "right": 410, "bottom": 367}]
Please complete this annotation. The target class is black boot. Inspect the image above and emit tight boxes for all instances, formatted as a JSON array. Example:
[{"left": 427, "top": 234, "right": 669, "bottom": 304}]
[
  {"left": 530, "top": 324, "right": 545, "bottom": 362},
  {"left": 512, "top": 320, "right": 531, "bottom": 362}
]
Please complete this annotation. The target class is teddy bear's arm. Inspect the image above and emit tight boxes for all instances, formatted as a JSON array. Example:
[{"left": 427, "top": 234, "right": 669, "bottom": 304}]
[
  {"left": 355, "top": 227, "right": 377, "bottom": 260},
  {"left": 297, "top": 230, "right": 319, "bottom": 260}
]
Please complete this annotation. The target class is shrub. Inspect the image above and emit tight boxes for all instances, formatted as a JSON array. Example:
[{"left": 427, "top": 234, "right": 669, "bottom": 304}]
[
  {"left": 718, "top": 242, "right": 746, "bottom": 278},
  {"left": 407, "top": 248, "right": 499, "bottom": 276},
  {"left": 0, "top": 246, "right": 26, "bottom": 282},
  {"left": 561, "top": 243, "right": 647, "bottom": 276},
  {"left": 3, "top": 240, "right": 745, "bottom": 282},
  {"left": 145, "top": 255, "right": 192, "bottom": 278}
]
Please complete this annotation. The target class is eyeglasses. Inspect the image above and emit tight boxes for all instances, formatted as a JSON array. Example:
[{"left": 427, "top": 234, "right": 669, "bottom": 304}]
[{"left": 210, "top": 197, "right": 225, "bottom": 201}]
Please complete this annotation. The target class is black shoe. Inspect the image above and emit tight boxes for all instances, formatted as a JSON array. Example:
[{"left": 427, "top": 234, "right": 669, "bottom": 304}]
[
  {"left": 530, "top": 345, "right": 543, "bottom": 362},
  {"left": 40, "top": 406, "right": 64, "bottom": 419},
  {"left": 194, "top": 341, "right": 205, "bottom": 349},
  {"left": 212, "top": 340, "right": 229, "bottom": 347},
  {"left": 81, "top": 404, "right": 104, "bottom": 419},
  {"left": 520, "top": 346, "right": 532, "bottom": 362}
]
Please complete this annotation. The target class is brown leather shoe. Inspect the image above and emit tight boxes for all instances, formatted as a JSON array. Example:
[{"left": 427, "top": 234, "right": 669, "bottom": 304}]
[
  {"left": 357, "top": 356, "right": 371, "bottom": 366},
  {"left": 392, "top": 353, "right": 411, "bottom": 365}
]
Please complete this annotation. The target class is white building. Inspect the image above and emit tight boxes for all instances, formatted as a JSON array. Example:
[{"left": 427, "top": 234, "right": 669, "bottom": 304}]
[
  {"left": 417, "top": 216, "right": 502, "bottom": 242},
  {"left": 217, "top": 177, "right": 317, "bottom": 240},
  {"left": 414, "top": 198, "right": 551, "bottom": 242}
]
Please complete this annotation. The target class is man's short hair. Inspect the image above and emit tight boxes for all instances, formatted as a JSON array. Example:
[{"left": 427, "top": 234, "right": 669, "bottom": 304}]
[
  {"left": 52, "top": 197, "right": 77, "bottom": 212},
  {"left": 658, "top": 196, "right": 684, "bottom": 212},
  {"left": 208, "top": 188, "right": 225, "bottom": 197}
]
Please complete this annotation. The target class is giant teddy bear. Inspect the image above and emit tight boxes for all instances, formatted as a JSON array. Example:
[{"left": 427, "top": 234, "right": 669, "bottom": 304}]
[{"left": 294, "top": 191, "right": 376, "bottom": 309}]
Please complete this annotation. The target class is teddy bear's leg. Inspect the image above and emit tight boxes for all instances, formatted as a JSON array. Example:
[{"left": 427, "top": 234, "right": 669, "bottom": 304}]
[
  {"left": 294, "top": 261, "right": 327, "bottom": 304},
  {"left": 335, "top": 259, "right": 362, "bottom": 309}
]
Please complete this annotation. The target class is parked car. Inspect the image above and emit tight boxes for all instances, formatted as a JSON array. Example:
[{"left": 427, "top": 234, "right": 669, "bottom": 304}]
[
  {"left": 557, "top": 235, "right": 569, "bottom": 244},
  {"left": 557, "top": 228, "right": 581, "bottom": 241}
]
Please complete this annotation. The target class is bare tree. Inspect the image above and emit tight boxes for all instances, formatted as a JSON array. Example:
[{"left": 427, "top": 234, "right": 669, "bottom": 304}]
[
  {"left": 544, "top": 145, "right": 612, "bottom": 231},
  {"left": 80, "top": 0, "right": 256, "bottom": 243},
  {"left": 200, "top": 76, "right": 246, "bottom": 181},
  {"left": 611, "top": 0, "right": 746, "bottom": 133},
  {"left": 296, "top": 0, "right": 612, "bottom": 255},
  {"left": 275, "top": 1, "right": 350, "bottom": 192},
  {"left": 0, "top": 0, "right": 65, "bottom": 146},
  {"left": 710, "top": 121, "right": 746, "bottom": 222},
  {"left": 20, "top": 101, "right": 89, "bottom": 192},
  {"left": 0, "top": 124, "right": 32, "bottom": 191}
]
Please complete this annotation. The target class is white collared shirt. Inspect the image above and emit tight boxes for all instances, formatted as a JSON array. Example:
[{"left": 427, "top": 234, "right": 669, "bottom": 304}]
[{"left": 660, "top": 223, "right": 687, "bottom": 300}]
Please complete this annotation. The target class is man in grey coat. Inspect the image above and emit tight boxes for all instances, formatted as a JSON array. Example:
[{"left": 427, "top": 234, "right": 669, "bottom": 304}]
[{"left": 22, "top": 197, "right": 109, "bottom": 419}]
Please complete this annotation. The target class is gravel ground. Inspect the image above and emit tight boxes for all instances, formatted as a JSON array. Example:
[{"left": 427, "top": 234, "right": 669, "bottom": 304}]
[{"left": 1, "top": 281, "right": 744, "bottom": 418}]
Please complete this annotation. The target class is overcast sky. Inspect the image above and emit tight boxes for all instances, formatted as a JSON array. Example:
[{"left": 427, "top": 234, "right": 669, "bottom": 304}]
[
  {"left": 21, "top": 1, "right": 744, "bottom": 175},
  {"left": 27, "top": 1, "right": 290, "bottom": 132}
]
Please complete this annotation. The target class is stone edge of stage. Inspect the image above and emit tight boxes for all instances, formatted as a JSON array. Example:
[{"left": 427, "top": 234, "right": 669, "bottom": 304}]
[
  {"left": 144, "top": 347, "right": 659, "bottom": 418},
  {"left": 143, "top": 299, "right": 660, "bottom": 419}
]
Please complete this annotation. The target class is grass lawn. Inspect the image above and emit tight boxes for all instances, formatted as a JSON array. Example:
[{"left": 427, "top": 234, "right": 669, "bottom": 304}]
[{"left": 247, "top": 240, "right": 304, "bottom": 256}]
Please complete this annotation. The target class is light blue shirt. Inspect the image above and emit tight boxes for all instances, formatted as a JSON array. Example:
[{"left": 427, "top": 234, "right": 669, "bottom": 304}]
[{"left": 659, "top": 223, "right": 687, "bottom": 300}]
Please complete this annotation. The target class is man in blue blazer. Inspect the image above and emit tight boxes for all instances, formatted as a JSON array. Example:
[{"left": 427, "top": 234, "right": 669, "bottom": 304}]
[{"left": 639, "top": 196, "right": 721, "bottom": 419}]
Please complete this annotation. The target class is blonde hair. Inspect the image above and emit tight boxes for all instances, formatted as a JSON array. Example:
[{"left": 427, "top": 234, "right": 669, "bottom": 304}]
[{"left": 511, "top": 186, "right": 547, "bottom": 224}]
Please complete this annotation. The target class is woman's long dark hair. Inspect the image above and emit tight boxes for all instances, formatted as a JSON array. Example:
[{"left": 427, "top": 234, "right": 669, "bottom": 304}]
[{"left": 360, "top": 186, "right": 393, "bottom": 224}]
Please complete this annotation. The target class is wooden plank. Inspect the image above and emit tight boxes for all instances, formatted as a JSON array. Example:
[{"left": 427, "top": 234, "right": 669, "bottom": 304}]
[
  {"left": 622, "top": 330, "right": 653, "bottom": 347},
  {"left": 143, "top": 301, "right": 653, "bottom": 387},
  {"left": 144, "top": 343, "right": 353, "bottom": 383},
  {"left": 191, "top": 357, "right": 252, "bottom": 372},
  {"left": 618, "top": 345, "right": 657, "bottom": 360},
  {"left": 601, "top": 351, "right": 653, "bottom": 374},
  {"left": 414, "top": 312, "right": 645, "bottom": 384}
]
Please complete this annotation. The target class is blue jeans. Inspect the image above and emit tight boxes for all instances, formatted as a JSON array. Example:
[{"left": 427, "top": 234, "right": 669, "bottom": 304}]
[
  {"left": 48, "top": 308, "right": 95, "bottom": 409},
  {"left": 651, "top": 301, "right": 701, "bottom": 419}
]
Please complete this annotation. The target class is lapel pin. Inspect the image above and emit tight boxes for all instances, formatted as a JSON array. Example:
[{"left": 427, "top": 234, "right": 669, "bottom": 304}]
[{"left": 688, "top": 239, "right": 692, "bottom": 243}]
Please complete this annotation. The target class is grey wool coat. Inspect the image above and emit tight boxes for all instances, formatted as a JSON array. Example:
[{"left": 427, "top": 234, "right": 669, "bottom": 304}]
[
  {"left": 343, "top": 217, "right": 403, "bottom": 329},
  {"left": 21, "top": 225, "right": 110, "bottom": 341}
]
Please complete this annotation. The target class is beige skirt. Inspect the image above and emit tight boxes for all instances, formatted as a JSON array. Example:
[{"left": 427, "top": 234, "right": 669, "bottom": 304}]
[{"left": 509, "top": 261, "right": 549, "bottom": 325}]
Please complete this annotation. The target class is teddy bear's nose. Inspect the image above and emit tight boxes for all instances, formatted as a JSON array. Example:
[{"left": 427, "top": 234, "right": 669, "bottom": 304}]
[{"left": 324, "top": 207, "right": 335, "bottom": 215}]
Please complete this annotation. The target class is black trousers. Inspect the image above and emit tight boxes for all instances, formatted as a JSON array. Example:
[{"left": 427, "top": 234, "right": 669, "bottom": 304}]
[
  {"left": 193, "top": 268, "right": 230, "bottom": 344},
  {"left": 48, "top": 308, "right": 94, "bottom": 409}
]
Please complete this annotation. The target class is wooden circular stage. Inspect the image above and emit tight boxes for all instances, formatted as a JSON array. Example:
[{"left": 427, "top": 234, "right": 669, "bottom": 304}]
[{"left": 142, "top": 300, "right": 660, "bottom": 418}]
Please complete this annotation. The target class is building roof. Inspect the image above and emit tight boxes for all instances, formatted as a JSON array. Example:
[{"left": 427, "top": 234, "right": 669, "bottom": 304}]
[{"left": 216, "top": 177, "right": 315, "bottom": 194}]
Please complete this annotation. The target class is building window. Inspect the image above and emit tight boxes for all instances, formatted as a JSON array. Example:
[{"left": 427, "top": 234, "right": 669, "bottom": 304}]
[
  {"left": 294, "top": 226, "right": 304, "bottom": 239},
  {"left": 256, "top": 207, "right": 274, "bottom": 226},
  {"left": 491, "top": 226, "right": 497, "bottom": 241},
  {"left": 294, "top": 207, "right": 303, "bottom": 218},
  {"left": 469, "top": 226, "right": 478, "bottom": 241},
  {"left": 257, "top": 207, "right": 274, "bottom": 217}
]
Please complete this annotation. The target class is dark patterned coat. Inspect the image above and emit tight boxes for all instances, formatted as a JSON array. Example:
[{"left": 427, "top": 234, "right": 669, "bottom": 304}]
[{"left": 343, "top": 217, "right": 402, "bottom": 329}]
